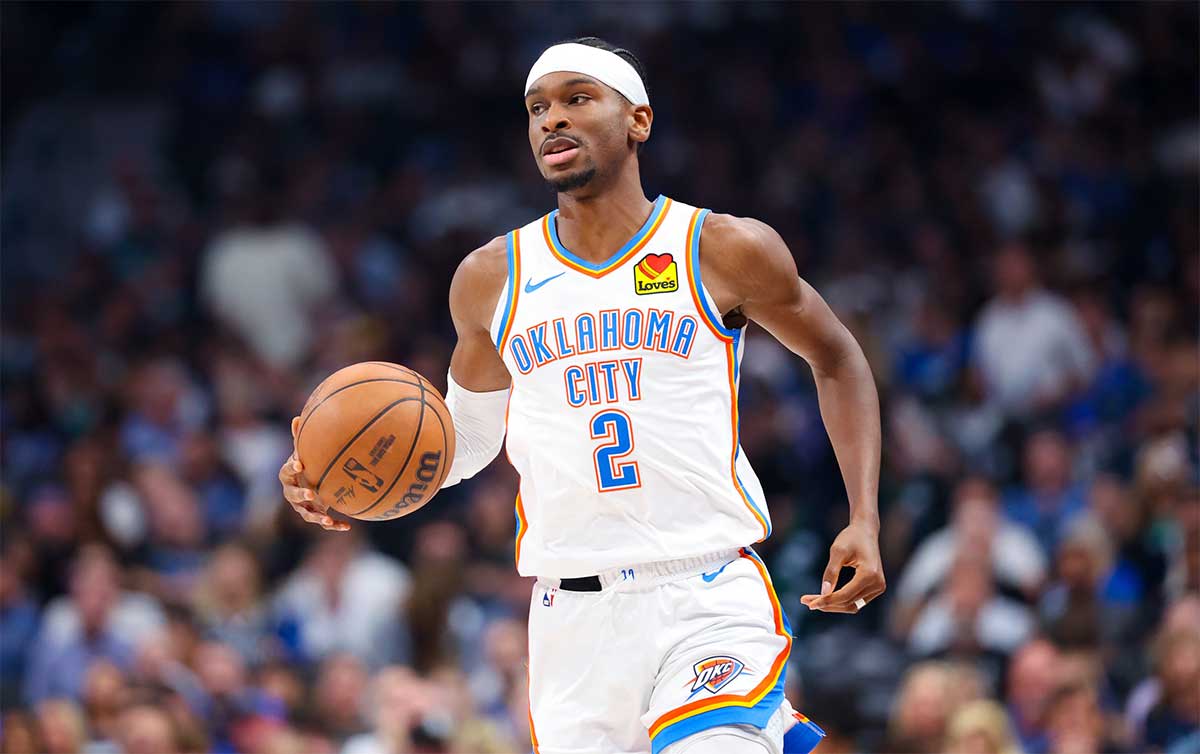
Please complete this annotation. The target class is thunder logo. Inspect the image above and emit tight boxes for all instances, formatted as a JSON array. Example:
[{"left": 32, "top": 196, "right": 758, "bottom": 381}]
[{"left": 686, "top": 656, "right": 745, "bottom": 697}]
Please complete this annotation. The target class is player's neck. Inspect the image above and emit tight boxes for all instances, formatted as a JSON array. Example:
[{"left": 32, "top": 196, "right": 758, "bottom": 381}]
[{"left": 555, "top": 178, "right": 653, "bottom": 265}]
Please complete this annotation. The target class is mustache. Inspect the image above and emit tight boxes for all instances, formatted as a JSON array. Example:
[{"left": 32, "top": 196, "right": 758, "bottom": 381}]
[{"left": 543, "top": 135, "right": 583, "bottom": 152}]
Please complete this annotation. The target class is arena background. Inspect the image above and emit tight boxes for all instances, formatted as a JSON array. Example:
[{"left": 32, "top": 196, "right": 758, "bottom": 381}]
[{"left": 1, "top": 2, "right": 1198, "bottom": 753}]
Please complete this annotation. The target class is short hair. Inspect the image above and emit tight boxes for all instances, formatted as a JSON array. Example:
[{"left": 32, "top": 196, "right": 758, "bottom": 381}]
[{"left": 564, "top": 36, "right": 649, "bottom": 154}]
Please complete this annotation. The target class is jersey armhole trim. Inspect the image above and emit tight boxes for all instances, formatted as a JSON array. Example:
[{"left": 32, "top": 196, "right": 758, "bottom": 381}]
[
  {"left": 686, "top": 208, "right": 740, "bottom": 342},
  {"left": 494, "top": 230, "right": 522, "bottom": 351}
]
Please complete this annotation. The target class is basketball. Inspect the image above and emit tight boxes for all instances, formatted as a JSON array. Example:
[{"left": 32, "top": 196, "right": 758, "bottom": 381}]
[{"left": 295, "top": 362, "right": 455, "bottom": 521}]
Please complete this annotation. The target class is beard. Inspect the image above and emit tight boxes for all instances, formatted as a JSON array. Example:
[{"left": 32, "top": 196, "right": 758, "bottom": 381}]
[{"left": 546, "top": 165, "right": 597, "bottom": 193}]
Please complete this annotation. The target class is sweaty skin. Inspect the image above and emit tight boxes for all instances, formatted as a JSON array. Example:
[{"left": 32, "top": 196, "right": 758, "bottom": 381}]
[{"left": 280, "top": 68, "right": 885, "bottom": 613}]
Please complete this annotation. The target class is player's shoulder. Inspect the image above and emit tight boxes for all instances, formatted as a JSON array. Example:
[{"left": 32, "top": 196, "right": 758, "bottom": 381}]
[
  {"left": 456, "top": 235, "right": 510, "bottom": 283},
  {"left": 450, "top": 236, "right": 510, "bottom": 329},
  {"left": 698, "top": 211, "right": 789, "bottom": 274}
]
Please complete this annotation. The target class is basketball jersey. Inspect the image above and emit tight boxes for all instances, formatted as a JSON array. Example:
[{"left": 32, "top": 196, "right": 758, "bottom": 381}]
[{"left": 490, "top": 195, "right": 771, "bottom": 577}]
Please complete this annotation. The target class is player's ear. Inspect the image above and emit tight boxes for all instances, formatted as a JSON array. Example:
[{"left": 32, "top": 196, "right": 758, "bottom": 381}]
[
  {"left": 629, "top": 104, "right": 652, "bottom": 150},
  {"left": 291, "top": 416, "right": 301, "bottom": 441}
]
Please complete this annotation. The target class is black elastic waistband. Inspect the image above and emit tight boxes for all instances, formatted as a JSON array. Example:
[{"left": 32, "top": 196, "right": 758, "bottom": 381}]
[{"left": 558, "top": 575, "right": 602, "bottom": 592}]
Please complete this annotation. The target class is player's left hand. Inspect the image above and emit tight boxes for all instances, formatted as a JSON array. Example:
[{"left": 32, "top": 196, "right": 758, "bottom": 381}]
[{"left": 800, "top": 520, "right": 885, "bottom": 613}]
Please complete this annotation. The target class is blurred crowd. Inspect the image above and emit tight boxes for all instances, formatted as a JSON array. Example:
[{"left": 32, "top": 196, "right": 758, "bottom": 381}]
[{"left": 1, "top": 2, "right": 1197, "bottom": 753}]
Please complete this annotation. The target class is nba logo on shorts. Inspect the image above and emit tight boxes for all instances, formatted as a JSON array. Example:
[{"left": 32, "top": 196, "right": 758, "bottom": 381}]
[{"left": 688, "top": 656, "right": 744, "bottom": 695}]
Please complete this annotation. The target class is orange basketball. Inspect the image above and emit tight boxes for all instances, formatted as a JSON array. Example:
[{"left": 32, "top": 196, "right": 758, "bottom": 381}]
[{"left": 295, "top": 362, "right": 455, "bottom": 521}]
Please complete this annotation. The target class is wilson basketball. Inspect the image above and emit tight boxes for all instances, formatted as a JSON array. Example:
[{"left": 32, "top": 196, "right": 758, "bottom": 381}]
[{"left": 295, "top": 362, "right": 455, "bottom": 521}]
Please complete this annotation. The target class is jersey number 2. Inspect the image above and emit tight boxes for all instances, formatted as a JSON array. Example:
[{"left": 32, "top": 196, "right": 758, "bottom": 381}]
[{"left": 590, "top": 409, "right": 641, "bottom": 492}]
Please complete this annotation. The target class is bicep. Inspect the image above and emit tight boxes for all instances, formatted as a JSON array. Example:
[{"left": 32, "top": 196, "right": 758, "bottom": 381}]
[
  {"left": 449, "top": 328, "right": 510, "bottom": 392},
  {"left": 734, "top": 228, "right": 856, "bottom": 376},
  {"left": 447, "top": 244, "right": 511, "bottom": 392}
]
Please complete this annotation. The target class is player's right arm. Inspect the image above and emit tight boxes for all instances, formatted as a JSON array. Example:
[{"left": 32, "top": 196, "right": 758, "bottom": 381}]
[
  {"left": 439, "top": 236, "right": 513, "bottom": 487},
  {"left": 278, "top": 237, "right": 513, "bottom": 530},
  {"left": 447, "top": 236, "right": 512, "bottom": 392}
]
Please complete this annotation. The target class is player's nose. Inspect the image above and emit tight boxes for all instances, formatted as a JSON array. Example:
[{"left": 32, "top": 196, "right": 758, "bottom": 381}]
[{"left": 541, "top": 103, "right": 570, "bottom": 133}]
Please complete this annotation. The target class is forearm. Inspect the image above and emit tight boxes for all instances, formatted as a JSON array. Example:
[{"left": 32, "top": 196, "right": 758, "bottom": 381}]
[
  {"left": 441, "top": 373, "right": 509, "bottom": 487},
  {"left": 812, "top": 341, "right": 881, "bottom": 529}
]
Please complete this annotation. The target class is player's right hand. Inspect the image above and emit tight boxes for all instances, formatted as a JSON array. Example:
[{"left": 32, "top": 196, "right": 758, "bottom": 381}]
[{"left": 280, "top": 417, "right": 351, "bottom": 532}]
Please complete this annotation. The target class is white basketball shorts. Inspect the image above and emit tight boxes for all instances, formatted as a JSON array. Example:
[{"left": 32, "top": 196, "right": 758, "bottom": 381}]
[{"left": 526, "top": 547, "right": 816, "bottom": 754}]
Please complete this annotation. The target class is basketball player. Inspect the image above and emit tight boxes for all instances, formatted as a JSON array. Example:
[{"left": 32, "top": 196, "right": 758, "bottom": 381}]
[{"left": 280, "top": 38, "right": 884, "bottom": 754}]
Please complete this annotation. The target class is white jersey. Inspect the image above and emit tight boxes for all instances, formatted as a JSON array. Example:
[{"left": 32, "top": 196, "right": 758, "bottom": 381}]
[{"left": 490, "top": 195, "right": 771, "bottom": 577}]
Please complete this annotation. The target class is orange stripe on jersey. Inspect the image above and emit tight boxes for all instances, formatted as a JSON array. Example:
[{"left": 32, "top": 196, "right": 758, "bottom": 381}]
[
  {"left": 647, "top": 550, "right": 791, "bottom": 738},
  {"left": 501, "top": 386, "right": 530, "bottom": 569},
  {"left": 724, "top": 341, "right": 769, "bottom": 539},
  {"left": 498, "top": 231, "right": 523, "bottom": 352},
  {"left": 514, "top": 492, "right": 530, "bottom": 568},
  {"left": 683, "top": 208, "right": 769, "bottom": 539},
  {"left": 684, "top": 208, "right": 734, "bottom": 344},
  {"left": 543, "top": 198, "right": 672, "bottom": 278}
]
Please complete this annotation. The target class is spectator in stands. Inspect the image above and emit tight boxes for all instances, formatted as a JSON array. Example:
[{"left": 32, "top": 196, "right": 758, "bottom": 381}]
[
  {"left": 1165, "top": 492, "right": 1200, "bottom": 599},
  {"left": 311, "top": 653, "right": 370, "bottom": 745},
  {"left": 272, "top": 530, "right": 410, "bottom": 668},
  {"left": 23, "top": 545, "right": 164, "bottom": 704},
  {"left": 887, "top": 661, "right": 984, "bottom": 754},
  {"left": 132, "top": 462, "right": 209, "bottom": 600},
  {"left": 1142, "top": 629, "right": 1200, "bottom": 752},
  {"left": 469, "top": 618, "right": 528, "bottom": 720},
  {"left": 1003, "top": 429, "right": 1088, "bottom": 554},
  {"left": 892, "top": 477, "right": 1045, "bottom": 638},
  {"left": 907, "top": 549, "right": 1035, "bottom": 659},
  {"left": 425, "top": 663, "right": 520, "bottom": 753},
  {"left": 1006, "top": 639, "right": 1063, "bottom": 754},
  {"left": 80, "top": 660, "right": 126, "bottom": 751},
  {"left": 893, "top": 297, "right": 971, "bottom": 404},
  {"left": 1070, "top": 289, "right": 1152, "bottom": 429},
  {"left": 119, "top": 359, "right": 208, "bottom": 466},
  {"left": 255, "top": 662, "right": 307, "bottom": 726},
  {"left": 972, "top": 244, "right": 1096, "bottom": 417},
  {"left": 117, "top": 703, "right": 181, "bottom": 754},
  {"left": 179, "top": 431, "right": 248, "bottom": 543},
  {"left": 943, "top": 699, "right": 1023, "bottom": 754},
  {"left": 1, "top": 709, "right": 41, "bottom": 754},
  {"left": 1088, "top": 475, "right": 1168, "bottom": 610},
  {"left": 1044, "top": 682, "right": 1122, "bottom": 754},
  {"left": 34, "top": 698, "right": 88, "bottom": 754},
  {"left": 341, "top": 666, "right": 430, "bottom": 754},
  {"left": 1039, "top": 515, "right": 1139, "bottom": 648},
  {"left": 193, "top": 542, "right": 270, "bottom": 664},
  {"left": 0, "top": 541, "right": 40, "bottom": 708},
  {"left": 189, "top": 640, "right": 258, "bottom": 753},
  {"left": 200, "top": 169, "right": 339, "bottom": 371},
  {"left": 406, "top": 521, "right": 473, "bottom": 674}
]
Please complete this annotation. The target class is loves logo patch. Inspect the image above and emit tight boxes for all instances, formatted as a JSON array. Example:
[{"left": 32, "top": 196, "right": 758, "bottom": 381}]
[
  {"left": 634, "top": 253, "right": 678, "bottom": 295},
  {"left": 686, "top": 656, "right": 745, "bottom": 696}
]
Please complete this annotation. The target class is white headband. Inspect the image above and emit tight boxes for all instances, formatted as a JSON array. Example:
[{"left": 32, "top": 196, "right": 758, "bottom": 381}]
[{"left": 524, "top": 43, "right": 649, "bottom": 106}]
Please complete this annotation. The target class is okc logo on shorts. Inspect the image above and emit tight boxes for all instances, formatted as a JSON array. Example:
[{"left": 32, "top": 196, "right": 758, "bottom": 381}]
[
  {"left": 687, "top": 656, "right": 745, "bottom": 696},
  {"left": 634, "top": 253, "right": 678, "bottom": 295}
]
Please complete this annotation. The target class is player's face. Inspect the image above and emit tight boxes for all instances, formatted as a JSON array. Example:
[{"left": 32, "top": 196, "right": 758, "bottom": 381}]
[{"left": 525, "top": 72, "right": 636, "bottom": 194}]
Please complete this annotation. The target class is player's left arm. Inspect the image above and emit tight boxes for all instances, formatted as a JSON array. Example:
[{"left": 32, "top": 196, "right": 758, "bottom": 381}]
[{"left": 700, "top": 213, "right": 885, "bottom": 613}]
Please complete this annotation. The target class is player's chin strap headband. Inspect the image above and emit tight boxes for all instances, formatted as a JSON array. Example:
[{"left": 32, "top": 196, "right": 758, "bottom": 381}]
[{"left": 525, "top": 43, "right": 649, "bottom": 106}]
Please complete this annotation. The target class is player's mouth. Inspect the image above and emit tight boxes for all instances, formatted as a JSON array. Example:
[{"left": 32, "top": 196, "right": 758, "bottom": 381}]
[{"left": 542, "top": 137, "right": 580, "bottom": 167}]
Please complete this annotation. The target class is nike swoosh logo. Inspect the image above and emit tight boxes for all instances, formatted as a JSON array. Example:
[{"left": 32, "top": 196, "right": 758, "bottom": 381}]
[
  {"left": 701, "top": 559, "right": 737, "bottom": 583},
  {"left": 524, "top": 272, "right": 565, "bottom": 293}
]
